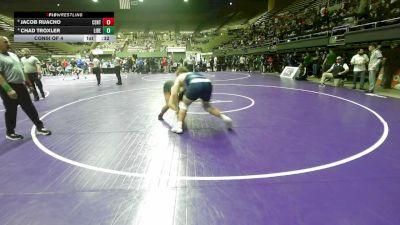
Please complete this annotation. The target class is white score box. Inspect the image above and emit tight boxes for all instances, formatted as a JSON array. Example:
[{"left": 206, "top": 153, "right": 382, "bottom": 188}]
[
  {"left": 84, "top": 35, "right": 95, "bottom": 42},
  {"left": 95, "top": 35, "right": 116, "bottom": 42}
]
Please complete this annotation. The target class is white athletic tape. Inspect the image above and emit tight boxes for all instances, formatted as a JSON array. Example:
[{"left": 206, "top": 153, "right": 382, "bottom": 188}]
[{"left": 178, "top": 101, "right": 188, "bottom": 111}]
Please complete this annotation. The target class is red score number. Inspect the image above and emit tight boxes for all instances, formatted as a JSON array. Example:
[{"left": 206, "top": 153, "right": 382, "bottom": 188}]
[{"left": 102, "top": 18, "right": 114, "bottom": 26}]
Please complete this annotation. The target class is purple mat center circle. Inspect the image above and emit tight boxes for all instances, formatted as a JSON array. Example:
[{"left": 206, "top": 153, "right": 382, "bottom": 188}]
[{"left": 31, "top": 85, "right": 388, "bottom": 180}]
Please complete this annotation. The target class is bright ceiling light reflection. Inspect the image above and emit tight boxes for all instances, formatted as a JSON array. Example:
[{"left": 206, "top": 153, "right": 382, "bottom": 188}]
[
  {"left": 133, "top": 125, "right": 183, "bottom": 225},
  {"left": 135, "top": 188, "right": 179, "bottom": 225}
]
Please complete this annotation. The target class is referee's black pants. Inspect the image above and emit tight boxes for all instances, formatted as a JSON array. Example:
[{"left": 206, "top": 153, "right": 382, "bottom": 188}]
[
  {"left": 27, "top": 72, "right": 45, "bottom": 99},
  {"left": 0, "top": 83, "right": 43, "bottom": 134},
  {"left": 93, "top": 67, "right": 101, "bottom": 85},
  {"left": 115, "top": 66, "right": 122, "bottom": 84}
]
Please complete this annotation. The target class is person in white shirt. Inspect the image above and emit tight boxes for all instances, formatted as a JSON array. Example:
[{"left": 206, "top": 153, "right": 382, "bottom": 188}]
[
  {"left": 350, "top": 48, "right": 369, "bottom": 90},
  {"left": 367, "top": 43, "right": 383, "bottom": 93},
  {"left": 239, "top": 56, "right": 246, "bottom": 71}
]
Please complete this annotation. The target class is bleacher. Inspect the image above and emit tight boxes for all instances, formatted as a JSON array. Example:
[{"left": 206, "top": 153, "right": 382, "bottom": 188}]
[
  {"left": 284, "top": 0, "right": 319, "bottom": 14},
  {"left": 216, "top": 0, "right": 325, "bottom": 51},
  {"left": 11, "top": 42, "right": 49, "bottom": 56},
  {"left": 34, "top": 43, "right": 70, "bottom": 55},
  {"left": 0, "top": 14, "right": 14, "bottom": 31}
]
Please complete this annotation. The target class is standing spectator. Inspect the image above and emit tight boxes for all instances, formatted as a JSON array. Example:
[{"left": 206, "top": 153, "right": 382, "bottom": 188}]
[
  {"left": 168, "top": 57, "right": 174, "bottom": 73},
  {"left": 89, "top": 53, "right": 94, "bottom": 62},
  {"left": 48, "top": 64, "right": 56, "bottom": 76},
  {"left": 20, "top": 48, "right": 45, "bottom": 101},
  {"left": 0, "top": 36, "right": 51, "bottom": 140},
  {"left": 161, "top": 57, "right": 168, "bottom": 73},
  {"left": 322, "top": 49, "right": 336, "bottom": 73},
  {"left": 288, "top": 52, "right": 299, "bottom": 67},
  {"left": 312, "top": 50, "right": 323, "bottom": 78},
  {"left": 210, "top": 57, "right": 214, "bottom": 72},
  {"left": 70, "top": 58, "right": 76, "bottom": 68},
  {"left": 128, "top": 56, "right": 134, "bottom": 73},
  {"left": 382, "top": 43, "right": 400, "bottom": 88},
  {"left": 136, "top": 58, "right": 144, "bottom": 74},
  {"left": 303, "top": 52, "right": 312, "bottom": 76},
  {"left": 92, "top": 55, "right": 102, "bottom": 86},
  {"left": 122, "top": 58, "right": 129, "bottom": 72},
  {"left": 41, "top": 61, "right": 48, "bottom": 76},
  {"left": 62, "top": 58, "right": 68, "bottom": 71},
  {"left": 239, "top": 55, "right": 246, "bottom": 71},
  {"left": 76, "top": 58, "right": 85, "bottom": 78},
  {"left": 350, "top": 48, "right": 369, "bottom": 89},
  {"left": 113, "top": 56, "right": 122, "bottom": 85},
  {"left": 257, "top": 56, "right": 263, "bottom": 72},
  {"left": 367, "top": 43, "right": 383, "bottom": 93}
]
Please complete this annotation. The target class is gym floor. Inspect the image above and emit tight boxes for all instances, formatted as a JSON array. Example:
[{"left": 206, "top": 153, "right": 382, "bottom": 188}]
[{"left": 0, "top": 72, "right": 399, "bottom": 225}]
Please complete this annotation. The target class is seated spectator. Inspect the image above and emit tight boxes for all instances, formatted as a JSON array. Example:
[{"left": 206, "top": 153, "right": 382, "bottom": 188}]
[
  {"left": 319, "top": 56, "right": 349, "bottom": 87},
  {"left": 48, "top": 64, "right": 56, "bottom": 76},
  {"left": 295, "top": 63, "right": 308, "bottom": 80},
  {"left": 266, "top": 55, "right": 274, "bottom": 72},
  {"left": 56, "top": 66, "right": 64, "bottom": 76}
]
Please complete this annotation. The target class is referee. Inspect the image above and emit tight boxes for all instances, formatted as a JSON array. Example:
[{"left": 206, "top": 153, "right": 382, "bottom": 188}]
[
  {"left": 0, "top": 36, "right": 51, "bottom": 140},
  {"left": 21, "top": 48, "right": 45, "bottom": 101}
]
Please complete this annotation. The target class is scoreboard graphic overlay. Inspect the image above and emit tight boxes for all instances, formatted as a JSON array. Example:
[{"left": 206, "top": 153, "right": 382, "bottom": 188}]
[{"left": 14, "top": 12, "right": 115, "bottom": 42}]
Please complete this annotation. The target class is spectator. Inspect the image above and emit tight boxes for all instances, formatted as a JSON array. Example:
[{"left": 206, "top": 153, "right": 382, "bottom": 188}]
[
  {"left": 303, "top": 52, "right": 312, "bottom": 76},
  {"left": 0, "top": 36, "right": 51, "bottom": 140},
  {"left": 350, "top": 48, "right": 369, "bottom": 89},
  {"left": 382, "top": 43, "right": 400, "bottom": 88},
  {"left": 319, "top": 56, "right": 349, "bottom": 87},
  {"left": 322, "top": 49, "right": 336, "bottom": 73},
  {"left": 312, "top": 50, "right": 323, "bottom": 78},
  {"left": 20, "top": 48, "right": 45, "bottom": 101},
  {"left": 92, "top": 55, "right": 102, "bottom": 86},
  {"left": 113, "top": 56, "right": 122, "bottom": 85},
  {"left": 366, "top": 43, "right": 383, "bottom": 93}
]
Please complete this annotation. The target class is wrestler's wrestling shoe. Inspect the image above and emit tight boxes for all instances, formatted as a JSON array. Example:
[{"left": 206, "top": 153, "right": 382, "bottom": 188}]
[
  {"left": 171, "top": 122, "right": 183, "bottom": 134},
  {"left": 221, "top": 115, "right": 233, "bottom": 129}
]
